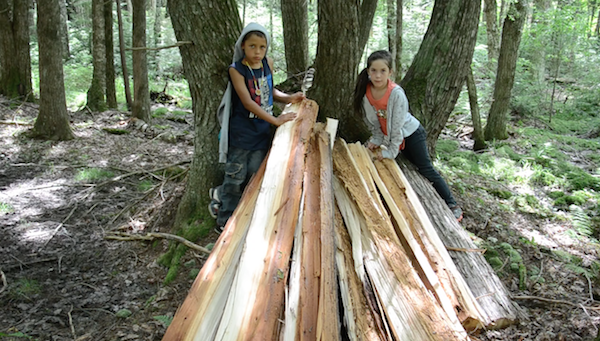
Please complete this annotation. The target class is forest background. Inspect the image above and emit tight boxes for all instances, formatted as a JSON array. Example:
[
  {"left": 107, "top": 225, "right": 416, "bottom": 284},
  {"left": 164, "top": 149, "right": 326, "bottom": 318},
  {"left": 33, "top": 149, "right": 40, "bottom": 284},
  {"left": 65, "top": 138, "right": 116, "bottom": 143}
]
[{"left": 1, "top": 0, "right": 600, "bottom": 340}]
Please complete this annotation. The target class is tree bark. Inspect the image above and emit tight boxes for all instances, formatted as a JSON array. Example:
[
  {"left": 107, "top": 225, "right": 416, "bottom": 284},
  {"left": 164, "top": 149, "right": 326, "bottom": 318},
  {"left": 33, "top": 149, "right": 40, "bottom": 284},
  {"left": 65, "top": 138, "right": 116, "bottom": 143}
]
[
  {"left": 281, "top": 0, "right": 308, "bottom": 77},
  {"left": 484, "top": 0, "right": 500, "bottom": 64},
  {"left": 116, "top": 0, "right": 133, "bottom": 110},
  {"left": 400, "top": 0, "right": 481, "bottom": 155},
  {"left": 132, "top": 0, "right": 150, "bottom": 121},
  {"left": 33, "top": 0, "right": 74, "bottom": 141},
  {"left": 167, "top": 0, "right": 241, "bottom": 229},
  {"left": 311, "top": 0, "right": 378, "bottom": 143},
  {"left": 59, "top": 0, "right": 70, "bottom": 60},
  {"left": 0, "top": 0, "right": 33, "bottom": 101},
  {"left": 87, "top": 0, "right": 107, "bottom": 112},
  {"left": 395, "top": 0, "right": 403, "bottom": 81},
  {"left": 387, "top": 0, "right": 396, "bottom": 72},
  {"left": 151, "top": 0, "right": 162, "bottom": 72},
  {"left": 596, "top": 8, "right": 600, "bottom": 36},
  {"left": 484, "top": 0, "right": 529, "bottom": 141},
  {"left": 466, "top": 65, "right": 486, "bottom": 151},
  {"left": 105, "top": 0, "right": 117, "bottom": 109}
]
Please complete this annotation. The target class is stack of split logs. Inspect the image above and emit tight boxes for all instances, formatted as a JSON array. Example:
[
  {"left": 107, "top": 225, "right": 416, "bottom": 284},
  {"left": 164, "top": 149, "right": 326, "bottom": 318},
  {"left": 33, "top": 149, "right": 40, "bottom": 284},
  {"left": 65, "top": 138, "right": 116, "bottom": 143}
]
[{"left": 162, "top": 99, "right": 523, "bottom": 341}]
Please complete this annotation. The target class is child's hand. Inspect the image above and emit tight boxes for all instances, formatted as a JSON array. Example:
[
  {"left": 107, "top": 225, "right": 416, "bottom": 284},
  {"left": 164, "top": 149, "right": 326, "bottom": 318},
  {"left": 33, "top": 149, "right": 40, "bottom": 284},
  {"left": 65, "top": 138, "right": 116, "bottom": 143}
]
[
  {"left": 275, "top": 111, "right": 298, "bottom": 126},
  {"left": 366, "top": 142, "right": 379, "bottom": 151},
  {"left": 289, "top": 92, "right": 305, "bottom": 103},
  {"left": 399, "top": 139, "right": 406, "bottom": 150}
]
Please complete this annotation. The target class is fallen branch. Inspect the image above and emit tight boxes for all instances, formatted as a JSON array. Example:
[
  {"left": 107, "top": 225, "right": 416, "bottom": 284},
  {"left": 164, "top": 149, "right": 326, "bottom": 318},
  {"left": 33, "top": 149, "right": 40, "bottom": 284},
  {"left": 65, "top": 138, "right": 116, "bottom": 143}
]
[
  {"left": 446, "top": 247, "right": 487, "bottom": 253},
  {"left": 0, "top": 270, "right": 7, "bottom": 294},
  {"left": 0, "top": 120, "right": 32, "bottom": 126},
  {"left": 126, "top": 41, "right": 192, "bottom": 51},
  {"left": 38, "top": 204, "right": 79, "bottom": 252},
  {"left": 105, "top": 232, "right": 211, "bottom": 254},
  {"left": 512, "top": 295, "right": 600, "bottom": 311},
  {"left": 2, "top": 257, "right": 58, "bottom": 272}
]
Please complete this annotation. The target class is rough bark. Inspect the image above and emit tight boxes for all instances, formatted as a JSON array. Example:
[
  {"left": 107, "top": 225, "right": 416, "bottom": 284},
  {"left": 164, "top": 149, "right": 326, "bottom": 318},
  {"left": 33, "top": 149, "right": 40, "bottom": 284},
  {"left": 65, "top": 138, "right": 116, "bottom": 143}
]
[
  {"left": 484, "top": 0, "right": 528, "bottom": 141},
  {"left": 387, "top": 0, "right": 396, "bottom": 72},
  {"left": 466, "top": 65, "right": 486, "bottom": 151},
  {"left": 398, "top": 158, "right": 525, "bottom": 329},
  {"left": 281, "top": 0, "right": 308, "bottom": 77},
  {"left": 116, "top": 0, "right": 133, "bottom": 110},
  {"left": 105, "top": 0, "right": 117, "bottom": 109},
  {"left": 59, "top": 0, "right": 70, "bottom": 59},
  {"left": 0, "top": 0, "right": 33, "bottom": 101},
  {"left": 167, "top": 0, "right": 241, "bottom": 228},
  {"left": 400, "top": 0, "right": 481, "bottom": 155},
  {"left": 484, "top": 0, "right": 500, "bottom": 64},
  {"left": 312, "top": 0, "right": 378, "bottom": 143},
  {"left": 132, "top": 0, "right": 150, "bottom": 121},
  {"left": 33, "top": 0, "right": 74, "bottom": 141},
  {"left": 395, "top": 0, "right": 403, "bottom": 81},
  {"left": 151, "top": 0, "right": 162, "bottom": 72},
  {"left": 87, "top": 0, "right": 107, "bottom": 112}
]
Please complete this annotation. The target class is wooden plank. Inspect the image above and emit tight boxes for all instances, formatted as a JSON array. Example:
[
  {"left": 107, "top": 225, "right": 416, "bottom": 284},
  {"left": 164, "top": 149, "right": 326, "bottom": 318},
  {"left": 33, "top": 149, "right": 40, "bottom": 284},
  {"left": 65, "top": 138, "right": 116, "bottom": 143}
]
[
  {"left": 398, "top": 158, "right": 524, "bottom": 329},
  {"left": 162, "top": 155, "right": 267, "bottom": 341},
  {"left": 332, "top": 139, "right": 470, "bottom": 341}
]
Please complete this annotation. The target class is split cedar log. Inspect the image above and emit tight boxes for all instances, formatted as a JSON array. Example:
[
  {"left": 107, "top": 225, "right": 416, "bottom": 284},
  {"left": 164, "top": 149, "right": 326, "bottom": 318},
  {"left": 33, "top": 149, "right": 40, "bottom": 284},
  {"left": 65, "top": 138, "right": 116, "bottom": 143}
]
[
  {"left": 332, "top": 138, "right": 470, "bottom": 341},
  {"left": 215, "top": 100, "right": 318, "bottom": 341},
  {"left": 314, "top": 125, "right": 340, "bottom": 340},
  {"left": 333, "top": 177, "right": 395, "bottom": 341},
  {"left": 162, "top": 154, "right": 267, "bottom": 341},
  {"left": 349, "top": 143, "right": 487, "bottom": 332},
  {"left": 397, "top": 157, "right": 524, "bottom": 329}
]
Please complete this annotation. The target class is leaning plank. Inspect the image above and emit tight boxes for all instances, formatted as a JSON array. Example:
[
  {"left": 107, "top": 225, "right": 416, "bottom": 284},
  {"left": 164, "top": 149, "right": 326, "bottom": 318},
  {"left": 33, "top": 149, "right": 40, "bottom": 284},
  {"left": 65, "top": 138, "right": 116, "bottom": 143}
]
[
  {"left": 215, "top": 100, "right": 318, "bottom": 341},
  {"left": 162, "top": 155, "right": 267, "bottom": 341},
  {"left": 333, "top": 139, "right": 470, "bottom": 341},
  {"left": 349, "top": 143, "right": 487, "bottom": 332},
  {"left": 397, "top": 158, "right": 524, "bottom": 329}
]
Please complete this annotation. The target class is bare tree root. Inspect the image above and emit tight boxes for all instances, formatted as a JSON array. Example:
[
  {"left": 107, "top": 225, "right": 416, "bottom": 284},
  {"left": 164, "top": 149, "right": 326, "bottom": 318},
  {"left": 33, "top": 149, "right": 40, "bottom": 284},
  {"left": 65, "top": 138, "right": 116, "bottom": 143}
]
[{"left": 104, "top": 232, "right": 211, "bottom": 255}]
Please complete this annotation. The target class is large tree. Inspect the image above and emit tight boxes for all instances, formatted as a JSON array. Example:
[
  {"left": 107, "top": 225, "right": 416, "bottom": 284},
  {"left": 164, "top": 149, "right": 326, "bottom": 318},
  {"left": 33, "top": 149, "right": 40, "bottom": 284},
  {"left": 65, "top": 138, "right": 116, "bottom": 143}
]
[
  {"left": 400, "top": 0, "right": 481, "bottom": 153},
  {"left": 32, "top": 0, "right": 74, "bottom": 140},
  {"left": 484, "top": 0, "right": 500, "bottom": 64},
  {"left": 167, "top": 0, "right": 241, "bottom": 228},
  {"left": 484, "top": 0, "right": 529, "bottom": 141},
  {"left": 0, "top": 0, "right": 33, "bottom": 100},
  {"left": 281, "top": 0, "right": 308, "bottom": 77},
  {"left": 86, "top": 0, "right": 107, "bottom": 112},
  {"left": 132, "top": 0, "right": 150, "bottom": 121},
  {"left": 105, "top": 0, "right": 117, "bottom": 109},
  {"left": 311, "top": 0, "right": 378, "bottom": 143}
]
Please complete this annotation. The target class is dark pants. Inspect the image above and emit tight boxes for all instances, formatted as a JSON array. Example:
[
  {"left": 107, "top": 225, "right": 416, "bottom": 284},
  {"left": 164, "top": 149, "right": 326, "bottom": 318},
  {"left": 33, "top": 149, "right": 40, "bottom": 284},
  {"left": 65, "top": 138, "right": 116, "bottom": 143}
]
[
  {"left": 397, "top": 125, "right": 457, "bottom": 207},
  {"left": 216, "top": 146, "right": 267, "bottom": 227}
]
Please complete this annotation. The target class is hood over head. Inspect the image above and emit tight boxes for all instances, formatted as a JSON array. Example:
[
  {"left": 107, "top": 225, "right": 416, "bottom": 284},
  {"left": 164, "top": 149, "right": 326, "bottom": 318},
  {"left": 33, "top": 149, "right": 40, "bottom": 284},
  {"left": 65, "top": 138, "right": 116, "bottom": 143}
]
[{"left": 232, "top": 22, "right": 270, "bottom": 63}]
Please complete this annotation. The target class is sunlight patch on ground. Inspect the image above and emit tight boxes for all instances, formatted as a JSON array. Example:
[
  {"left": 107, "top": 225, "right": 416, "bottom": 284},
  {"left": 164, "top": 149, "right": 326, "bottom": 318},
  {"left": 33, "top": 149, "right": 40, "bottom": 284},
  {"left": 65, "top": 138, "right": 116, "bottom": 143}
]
[
  {"left": 511, "top": 222, "right": 560, "bottom": 249},
  {"left": 0, "top": 178, "right": 68, "bottom": 218}
]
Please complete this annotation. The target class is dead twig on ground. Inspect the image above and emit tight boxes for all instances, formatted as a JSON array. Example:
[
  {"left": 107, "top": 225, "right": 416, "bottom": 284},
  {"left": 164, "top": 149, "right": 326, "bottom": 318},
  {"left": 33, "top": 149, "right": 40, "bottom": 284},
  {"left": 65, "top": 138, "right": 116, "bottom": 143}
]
[
  {"left": 0, "top": 120, "right": 33, "bottom": 126},
  {"left": 3, "top": 258, "right": 58, "bottom": 272},
  {"left": 68, "top": 305, "right": 77, "bottom": 339},
  {"left": 91, "top": 160, "right": 190, "bottom": 191},
  {"left": 105, "top": 232, "right": 210, "bottom": 254},
  {"left": 446, "top": 246, "right": 487, "bottom": 253},
  {"left": 38, "top": 204, "right": 78, "bottom": 252},
  {"left": 513, "top": 295, "right": 600, "bottom": 311},
  {"left": 0, "top": 270, "right": 7, "bottom": 294}
]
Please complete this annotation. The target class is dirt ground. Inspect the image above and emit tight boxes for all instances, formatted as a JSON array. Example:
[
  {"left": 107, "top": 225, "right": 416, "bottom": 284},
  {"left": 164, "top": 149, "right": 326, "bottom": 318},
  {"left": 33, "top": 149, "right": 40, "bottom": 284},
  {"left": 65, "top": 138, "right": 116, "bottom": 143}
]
[{"left": 1, "top": 95, "right": 599, "bottom": 340}]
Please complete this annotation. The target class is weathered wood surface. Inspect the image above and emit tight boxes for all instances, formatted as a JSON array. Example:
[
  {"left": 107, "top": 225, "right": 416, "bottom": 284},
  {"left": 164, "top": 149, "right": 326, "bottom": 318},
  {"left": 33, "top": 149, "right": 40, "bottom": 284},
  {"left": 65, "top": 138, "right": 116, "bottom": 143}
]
[
  {"left": 333, "top": 139, "right": 470, "bottom": 341},
  {"left": 398, "top": 157, "right": 524, "bottom": 329}
]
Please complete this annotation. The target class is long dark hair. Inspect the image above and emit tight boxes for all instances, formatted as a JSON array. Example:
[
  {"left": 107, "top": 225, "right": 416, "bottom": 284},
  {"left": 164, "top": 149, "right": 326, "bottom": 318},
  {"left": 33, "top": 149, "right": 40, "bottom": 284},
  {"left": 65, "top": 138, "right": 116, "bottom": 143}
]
[{"left": 352, "top": 50, "right": 393, "bottom": 117}]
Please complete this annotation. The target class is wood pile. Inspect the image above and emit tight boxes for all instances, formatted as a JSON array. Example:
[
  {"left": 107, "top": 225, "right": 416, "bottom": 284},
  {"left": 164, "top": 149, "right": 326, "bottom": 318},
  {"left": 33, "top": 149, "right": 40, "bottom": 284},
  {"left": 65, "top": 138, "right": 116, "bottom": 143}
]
[{"left": 162, "top": 99, "right": 522, "bottom": 341}]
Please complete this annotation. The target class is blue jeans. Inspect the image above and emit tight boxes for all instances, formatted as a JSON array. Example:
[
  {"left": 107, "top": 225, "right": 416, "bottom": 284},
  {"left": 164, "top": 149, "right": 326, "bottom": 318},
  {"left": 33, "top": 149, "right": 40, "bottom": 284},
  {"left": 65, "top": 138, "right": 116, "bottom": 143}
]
[
  {"left": 216, "top": 146, "right": 268, "bottom": 227},
  {"left": 397, "top": 125, "right": 457, "bottom": 207}
]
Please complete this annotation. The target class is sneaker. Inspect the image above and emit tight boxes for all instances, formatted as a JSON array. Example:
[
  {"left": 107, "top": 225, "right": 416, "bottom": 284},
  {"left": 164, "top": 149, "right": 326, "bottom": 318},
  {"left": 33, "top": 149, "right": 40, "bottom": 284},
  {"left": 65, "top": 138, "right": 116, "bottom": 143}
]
[
  {"left": 214, "top": 224, "right": 224, "bottom": 234},
  {"left": 450, "top": 205, "right": 463, "bottom": 223},
  {"left": 208, "top": 199, "right": 220, "bottom": 219},
  {"left": 209, "top": 187, "right": 220, "bottom": 202}
]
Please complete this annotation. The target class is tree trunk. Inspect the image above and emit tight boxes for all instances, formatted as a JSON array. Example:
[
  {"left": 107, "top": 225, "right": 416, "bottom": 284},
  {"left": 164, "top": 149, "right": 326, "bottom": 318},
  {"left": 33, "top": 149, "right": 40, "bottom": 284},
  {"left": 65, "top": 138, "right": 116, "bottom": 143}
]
[
  {"left": 281, "top": 0, "right": 308, "bottom": 77},
  {"left": 395, "top": 0, "right": 403, "bottom": 81},
  {"left": 387, "top": 0, "right": 396, "bottom": 72},
  {"left": 116, "top": 0, "right": 133, "bottom": 110},
  {"left": 529, "top": 0, "right": 550, "bottom": 85},
  {"left": 311, "top": 0, "right": 378, "bottom": 143},
  {"left": 400, "top": 0, "right": 481, "bottom": 155},
  {"left": 484, "top": 0, "right": 500, "bottom": 64},
  {"left": 87, "top": 0, "right": 107, "bottom": 112},
  {"left": 105, "top": 0, "right": 117, "bottom": 109},
  {"left": 33, "top": 0, "right": 74, "bottom": 141},
  {"left": 466, "top": 65, "right": 486, "bottom": 151},
  {"left": 132, "top": 0, "right": 150, "bottom": 121},
  {"left": 151, "top": 0, "right": 162, "bottom": 73},
  {"left": 167, "top": 0, "right": 241, "bottom": 229},
  {"left": 484, "top": 0, "right": 528, "bottom": 141},
  {"left": 596, "top": 8, "right": 600, "bottom": 36},
  {"left": 0, "top": 0, "right": 33, "bottom": 101},
  {"left": 59, "top": 0, "right": 70, "bottom": 60}
]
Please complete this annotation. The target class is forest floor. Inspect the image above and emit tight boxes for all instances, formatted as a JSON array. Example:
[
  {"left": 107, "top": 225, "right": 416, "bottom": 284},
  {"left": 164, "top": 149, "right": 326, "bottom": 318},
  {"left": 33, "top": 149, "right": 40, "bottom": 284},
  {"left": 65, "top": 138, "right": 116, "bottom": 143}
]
[{"left": 1, "top": 95, "right": 599, "bottom": 341}]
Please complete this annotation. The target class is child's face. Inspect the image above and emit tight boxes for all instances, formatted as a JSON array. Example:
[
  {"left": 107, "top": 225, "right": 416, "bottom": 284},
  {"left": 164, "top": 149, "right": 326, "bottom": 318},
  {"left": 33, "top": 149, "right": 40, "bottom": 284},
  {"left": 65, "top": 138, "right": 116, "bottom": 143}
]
[
  {"left": 242, "top": 34, "right": 268, "bottom": 66},
  {"left": 367, "top": 59, "right": 392, "bottom": 89}
]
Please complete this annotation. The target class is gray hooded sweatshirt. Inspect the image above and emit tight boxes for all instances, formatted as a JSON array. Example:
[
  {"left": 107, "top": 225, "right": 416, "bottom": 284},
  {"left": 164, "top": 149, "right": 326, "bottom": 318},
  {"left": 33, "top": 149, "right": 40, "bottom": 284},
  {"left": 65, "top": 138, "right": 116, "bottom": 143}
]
[{"left": 217, "top": 23, "right": 271, "bottom": 163}]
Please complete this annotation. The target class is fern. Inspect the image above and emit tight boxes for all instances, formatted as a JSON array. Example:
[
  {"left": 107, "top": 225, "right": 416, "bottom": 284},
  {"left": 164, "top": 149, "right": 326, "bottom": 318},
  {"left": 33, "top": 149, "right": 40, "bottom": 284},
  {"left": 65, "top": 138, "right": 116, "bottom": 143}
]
[{"left": 570, "top": 205, "right": 593, "bottom": 236}]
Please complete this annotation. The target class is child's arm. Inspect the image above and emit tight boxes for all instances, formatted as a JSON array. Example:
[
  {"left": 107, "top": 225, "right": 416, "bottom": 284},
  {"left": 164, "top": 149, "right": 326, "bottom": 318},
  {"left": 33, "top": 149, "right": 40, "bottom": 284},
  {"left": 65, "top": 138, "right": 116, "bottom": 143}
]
[
  {"left": 229, "top": 67, "right": 297, "bottom": 126},
  {"left": 268, "top": 58, "right": 305, "bottom": 104}
]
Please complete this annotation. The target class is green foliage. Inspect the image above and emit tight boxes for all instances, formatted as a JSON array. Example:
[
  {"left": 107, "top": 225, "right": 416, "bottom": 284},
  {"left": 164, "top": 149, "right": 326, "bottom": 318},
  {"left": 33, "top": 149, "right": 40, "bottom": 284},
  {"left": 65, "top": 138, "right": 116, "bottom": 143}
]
[
  {"left": 0, "top": 332, "right": 33, "bottom": 339},
  {"left": 116, "top": 309, "right": 133, "bottom": 318},
  {"left": 570, "top": 205, "right": 594, "bottom": 237},
  {"left": 13, "top": 278, "right": 41, "bottom": 299},
  {"left": 75, "top": 168, "right": 115, "bottom": 182},
  {"left": 153, "top": 315, "right": 173, "bottom": 328},
  {"left": 0, "top": 202, "right": 15, "bottom": 215},
  {"left": 152, "top": 107, "right": 169, "bottom": 118},
  {"left": 138, "top": 180, "right": 154, "bottom": 192}
]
